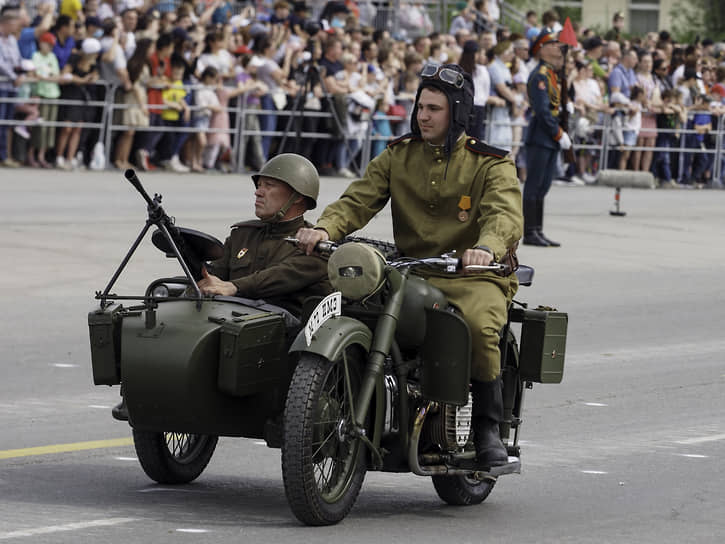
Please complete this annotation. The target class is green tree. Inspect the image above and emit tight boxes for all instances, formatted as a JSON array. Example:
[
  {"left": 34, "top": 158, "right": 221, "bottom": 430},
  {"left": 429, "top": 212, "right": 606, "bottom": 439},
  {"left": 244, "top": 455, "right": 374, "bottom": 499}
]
[{"left": 670, "top": 0, "right": 725, "bottom": 43}]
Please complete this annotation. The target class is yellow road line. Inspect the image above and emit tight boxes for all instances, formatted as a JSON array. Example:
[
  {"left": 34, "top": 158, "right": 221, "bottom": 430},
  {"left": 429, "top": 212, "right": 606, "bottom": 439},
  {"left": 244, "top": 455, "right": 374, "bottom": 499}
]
[{"left": 0, "top": 437, "right": 134, "bottom": 460}]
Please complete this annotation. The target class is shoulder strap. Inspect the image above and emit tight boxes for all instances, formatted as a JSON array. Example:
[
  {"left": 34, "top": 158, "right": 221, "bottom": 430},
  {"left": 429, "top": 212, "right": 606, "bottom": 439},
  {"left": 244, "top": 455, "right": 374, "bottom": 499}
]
[
  {"left": 464, "top": 137, "right": 508, "bottom": 158},
  {"left": 387, "top": 132, "right": 422, "bottom": 148},
  {"left": 230, "top": 219, "right": 266, "bottom": 229}
]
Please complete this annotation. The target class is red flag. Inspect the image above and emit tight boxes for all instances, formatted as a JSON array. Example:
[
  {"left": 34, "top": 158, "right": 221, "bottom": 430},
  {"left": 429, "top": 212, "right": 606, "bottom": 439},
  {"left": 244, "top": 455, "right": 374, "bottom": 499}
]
[{"left": 559, "top": 17, "right": 577, "bottom": 47}]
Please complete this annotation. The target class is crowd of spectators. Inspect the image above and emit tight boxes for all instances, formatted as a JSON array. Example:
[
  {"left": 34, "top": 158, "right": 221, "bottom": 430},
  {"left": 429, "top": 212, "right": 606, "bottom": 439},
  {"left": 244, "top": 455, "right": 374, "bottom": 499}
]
[{"left": 0, "top": 0, "right": 724, "bottom": 186}]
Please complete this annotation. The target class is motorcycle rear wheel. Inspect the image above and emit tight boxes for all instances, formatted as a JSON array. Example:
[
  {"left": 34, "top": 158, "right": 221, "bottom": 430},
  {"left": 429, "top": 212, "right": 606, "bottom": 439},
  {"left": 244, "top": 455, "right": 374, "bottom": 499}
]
[
  {"left": 431, "top": 473, "right": 496, "bottom": 506},
  {"left": 282, "top": 350, "right": 367, "bottom": 526},
  {"left": 132, "top": 430, "right": 218, "bottom": 484}
]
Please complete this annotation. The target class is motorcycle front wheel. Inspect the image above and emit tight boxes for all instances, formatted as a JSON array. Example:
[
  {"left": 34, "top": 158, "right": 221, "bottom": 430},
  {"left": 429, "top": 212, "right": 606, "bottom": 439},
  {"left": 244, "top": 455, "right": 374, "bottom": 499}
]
[
  {"left": 431, "top": 473, "right": 496, "bottom": 505},
  {"left": 132, "top": 430, "right": 218, "bottom": 484},
  {"left": 282, "top": 349, "right": 367, "bottom": 526}
]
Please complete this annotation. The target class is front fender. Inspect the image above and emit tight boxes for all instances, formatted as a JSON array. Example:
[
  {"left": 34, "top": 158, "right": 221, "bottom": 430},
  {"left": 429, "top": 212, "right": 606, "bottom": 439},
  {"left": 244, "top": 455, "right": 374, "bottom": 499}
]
[{"left": 289, "top": 316, "right": 372, "bottom": 361}]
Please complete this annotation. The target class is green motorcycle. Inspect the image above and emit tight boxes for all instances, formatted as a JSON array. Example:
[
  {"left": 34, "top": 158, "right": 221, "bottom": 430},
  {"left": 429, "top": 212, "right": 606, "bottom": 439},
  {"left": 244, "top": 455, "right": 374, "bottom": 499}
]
[{"left": 88, "top": 171, "right": 567, "bottom": 525}]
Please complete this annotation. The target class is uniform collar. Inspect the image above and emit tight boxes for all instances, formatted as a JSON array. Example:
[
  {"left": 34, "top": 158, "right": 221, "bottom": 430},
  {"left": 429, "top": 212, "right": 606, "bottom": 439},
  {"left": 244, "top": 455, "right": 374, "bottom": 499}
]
[{"left": 265, "top": 215, "right": 307, "bottom": 234}]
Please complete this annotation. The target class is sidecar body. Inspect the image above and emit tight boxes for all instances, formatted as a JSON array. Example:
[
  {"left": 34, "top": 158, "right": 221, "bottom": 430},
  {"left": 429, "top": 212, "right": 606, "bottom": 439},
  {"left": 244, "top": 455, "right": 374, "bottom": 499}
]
[{"left": 90, "top": 293, "right": 296, "bottom": 438}]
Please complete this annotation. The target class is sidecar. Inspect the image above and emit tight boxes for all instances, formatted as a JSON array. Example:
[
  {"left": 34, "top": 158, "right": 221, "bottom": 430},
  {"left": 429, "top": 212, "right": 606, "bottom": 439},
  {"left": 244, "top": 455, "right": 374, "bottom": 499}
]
[{"left": 88, "top": 172, "right": 301, "bottom": 483}]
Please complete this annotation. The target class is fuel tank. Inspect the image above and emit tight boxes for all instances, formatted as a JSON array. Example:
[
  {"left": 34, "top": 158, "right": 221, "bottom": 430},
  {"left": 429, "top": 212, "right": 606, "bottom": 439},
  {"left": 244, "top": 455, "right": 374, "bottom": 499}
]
[{"left": 395, "top": 276, "right": 449, "bottom": 349}]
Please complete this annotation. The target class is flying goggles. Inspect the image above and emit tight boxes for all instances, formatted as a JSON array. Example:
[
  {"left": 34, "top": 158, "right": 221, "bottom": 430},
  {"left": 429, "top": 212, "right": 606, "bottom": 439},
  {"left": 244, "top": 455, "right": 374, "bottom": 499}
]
[{"left": 420, "top": 64, "right": 465, "bottom": 89}]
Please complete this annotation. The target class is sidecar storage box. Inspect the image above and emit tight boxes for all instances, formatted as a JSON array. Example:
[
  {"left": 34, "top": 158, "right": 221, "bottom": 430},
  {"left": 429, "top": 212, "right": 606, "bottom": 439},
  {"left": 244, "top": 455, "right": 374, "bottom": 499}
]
[
  {"left": 512, "top": 307, "right": 568, "bottom": 384},
  {"left": 88, "top": 303, "right": 123, "bottom": 385},
  {"left": 217, "top": 313, "right": 287, "bottom": 397}
]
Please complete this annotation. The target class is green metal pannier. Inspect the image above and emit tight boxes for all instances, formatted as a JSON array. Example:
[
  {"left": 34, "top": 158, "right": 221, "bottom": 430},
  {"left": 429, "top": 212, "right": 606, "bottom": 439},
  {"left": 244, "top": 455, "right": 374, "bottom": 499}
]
[{"left": 511, "top": 307, "right": 567, "bottom": 384}]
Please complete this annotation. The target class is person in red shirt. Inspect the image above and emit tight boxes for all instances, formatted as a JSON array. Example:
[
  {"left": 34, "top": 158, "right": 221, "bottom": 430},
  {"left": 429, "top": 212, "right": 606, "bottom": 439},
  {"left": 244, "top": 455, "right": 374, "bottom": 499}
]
[{"left": 135, "top": 32, "right": 173, "bottom": 170}]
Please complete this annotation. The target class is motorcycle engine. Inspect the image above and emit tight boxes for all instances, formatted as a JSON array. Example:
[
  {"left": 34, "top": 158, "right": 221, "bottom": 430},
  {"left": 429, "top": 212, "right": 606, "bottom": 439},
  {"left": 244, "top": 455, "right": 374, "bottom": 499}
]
[{"left": 422, "top": 393, "right": 473, "bottom": 452}]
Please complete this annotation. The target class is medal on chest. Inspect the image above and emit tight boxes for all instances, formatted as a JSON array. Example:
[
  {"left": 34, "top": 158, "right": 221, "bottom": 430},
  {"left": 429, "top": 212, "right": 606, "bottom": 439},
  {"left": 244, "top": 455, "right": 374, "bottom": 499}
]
[
  {"left": 237, "top": 248, "right": 248, "bottom": 259},
  {"left": 457, "top": 195, "right": 471, "bottom": 222}
]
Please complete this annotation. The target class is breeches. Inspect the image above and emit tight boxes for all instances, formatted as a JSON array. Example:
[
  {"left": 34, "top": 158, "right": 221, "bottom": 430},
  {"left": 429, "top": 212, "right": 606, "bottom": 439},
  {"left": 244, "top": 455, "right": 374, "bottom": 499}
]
[
  {"left": 426, "top": 274, "right": 517, "bottom": 382},
  {"left": 524, "top": 145, "right": 558, "bottom": 201}
]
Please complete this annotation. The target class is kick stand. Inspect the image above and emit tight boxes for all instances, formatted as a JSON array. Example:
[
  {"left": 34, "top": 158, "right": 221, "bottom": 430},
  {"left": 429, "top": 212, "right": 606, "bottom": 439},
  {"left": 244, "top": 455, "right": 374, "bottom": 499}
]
[{"left": 609, "top": 187, "right": 626, "bottom": 216}]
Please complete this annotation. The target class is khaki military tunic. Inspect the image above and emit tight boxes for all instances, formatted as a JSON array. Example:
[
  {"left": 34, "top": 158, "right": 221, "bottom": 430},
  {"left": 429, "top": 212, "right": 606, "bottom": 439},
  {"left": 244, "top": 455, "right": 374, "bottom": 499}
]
[
  {"left": 207, "top": 216, "right": 331, "bottom": 317},
  {"left": 315, "top": 134, "right": 523, "bottom": 381}
]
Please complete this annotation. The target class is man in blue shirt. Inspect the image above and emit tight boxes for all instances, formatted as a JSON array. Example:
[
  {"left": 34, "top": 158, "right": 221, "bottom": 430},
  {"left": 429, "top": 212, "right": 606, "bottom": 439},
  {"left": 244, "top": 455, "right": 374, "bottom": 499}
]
[
  {"left": 608, "top": 48, "right": 638, "bottom": 98},
  {"left": 52, "top": 15, "right": 76, "bottom": 69}
]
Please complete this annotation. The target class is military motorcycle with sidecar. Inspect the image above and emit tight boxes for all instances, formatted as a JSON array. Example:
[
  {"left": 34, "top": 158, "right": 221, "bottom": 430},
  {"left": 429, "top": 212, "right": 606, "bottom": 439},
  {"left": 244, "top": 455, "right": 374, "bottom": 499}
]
[{"left": 88, "top": 170, "right": 568, "bottom": 526}]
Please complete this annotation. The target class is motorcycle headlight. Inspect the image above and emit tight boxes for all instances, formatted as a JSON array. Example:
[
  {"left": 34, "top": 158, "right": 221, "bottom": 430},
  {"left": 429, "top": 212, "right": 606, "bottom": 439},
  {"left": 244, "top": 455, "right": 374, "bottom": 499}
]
[{"left": 328, "top": 243, "right": 386, "bottom": 301}]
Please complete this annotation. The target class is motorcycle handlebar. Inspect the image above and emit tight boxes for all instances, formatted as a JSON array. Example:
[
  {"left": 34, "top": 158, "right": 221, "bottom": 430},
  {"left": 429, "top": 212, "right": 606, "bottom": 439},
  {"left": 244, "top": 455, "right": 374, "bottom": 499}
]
[{"left": 284, "top": 238, "right": 506, "bottom": 274}]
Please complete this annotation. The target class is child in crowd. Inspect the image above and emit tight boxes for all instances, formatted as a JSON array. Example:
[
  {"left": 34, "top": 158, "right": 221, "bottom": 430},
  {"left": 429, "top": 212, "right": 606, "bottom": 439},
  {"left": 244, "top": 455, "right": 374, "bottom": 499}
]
[
  {"left": 654, "top": 88, "right": 686, "bottom": 188},
  {"left": 30, "top": 32, "right": 61, "bottom": 168},
  {"left": 13, "top": 59, "right": 40, "bottom": 142},
  {"left": 191, "top": 66, "right": 222, "bottom": 172},
  {"left": 611, "top": 87, "right": 644, "bottom": 170},
  {"left": 159, "top": 54, "right": 191, "bottom": 172}
]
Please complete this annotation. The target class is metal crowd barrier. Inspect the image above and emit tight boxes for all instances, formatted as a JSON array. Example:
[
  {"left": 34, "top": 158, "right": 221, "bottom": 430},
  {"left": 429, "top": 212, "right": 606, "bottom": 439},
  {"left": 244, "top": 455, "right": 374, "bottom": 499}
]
[{"left": 2, "top": 81, "right": 723, "bottom": 185}]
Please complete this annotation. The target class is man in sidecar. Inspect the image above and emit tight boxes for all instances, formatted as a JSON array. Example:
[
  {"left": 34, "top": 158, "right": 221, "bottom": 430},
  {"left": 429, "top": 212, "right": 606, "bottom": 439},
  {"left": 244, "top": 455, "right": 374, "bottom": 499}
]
[
  {"left": 113, "top": 153, "right": 330, "bottom": 421},
  {"left": 197, "top": 153, "right": 331, "bottom": 317},
  {"left": 296, "top": 64, "right": 523, "bottom": 469}
]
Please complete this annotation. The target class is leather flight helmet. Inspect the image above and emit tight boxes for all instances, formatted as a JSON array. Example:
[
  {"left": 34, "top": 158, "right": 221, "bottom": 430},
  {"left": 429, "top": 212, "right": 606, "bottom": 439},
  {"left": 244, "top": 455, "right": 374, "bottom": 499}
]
[
  {"left": 252, "top": 153, "right": 320, "bottom": 210},
  {"left": 410, "top": 63, "right": 474, "bottom": 155}
]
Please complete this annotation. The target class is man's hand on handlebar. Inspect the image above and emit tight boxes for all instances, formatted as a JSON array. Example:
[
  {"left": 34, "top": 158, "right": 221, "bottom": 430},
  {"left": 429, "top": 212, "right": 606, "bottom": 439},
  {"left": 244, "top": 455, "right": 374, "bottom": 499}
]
[
  {"left": 461, "top": 248, "right": 494, "bottom": 273},
  {"left": 295, "top": 227, "right": 330, "bottom": 255},
  {"left": 197, "top": 267, "right": 237, "bottom": 296}
]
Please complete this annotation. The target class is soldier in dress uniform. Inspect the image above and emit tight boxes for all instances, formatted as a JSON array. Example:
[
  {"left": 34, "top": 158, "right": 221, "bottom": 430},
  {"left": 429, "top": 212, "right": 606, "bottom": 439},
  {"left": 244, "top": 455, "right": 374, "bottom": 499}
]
[
  {"left": 295, "top": 64, "right": 523, "bottom": 469},
  {"left": 523, "top": 29, "right": 572, "bottom": 247}
]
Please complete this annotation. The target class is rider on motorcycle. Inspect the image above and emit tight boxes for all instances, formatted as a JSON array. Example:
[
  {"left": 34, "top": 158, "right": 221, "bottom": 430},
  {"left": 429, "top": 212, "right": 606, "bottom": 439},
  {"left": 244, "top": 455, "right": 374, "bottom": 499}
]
[
  {"left": 197, "top": 153, "right": 331, "bottom": 317},
  {"left": 296, "top": 64, "right": 523, "bottom": 468}
]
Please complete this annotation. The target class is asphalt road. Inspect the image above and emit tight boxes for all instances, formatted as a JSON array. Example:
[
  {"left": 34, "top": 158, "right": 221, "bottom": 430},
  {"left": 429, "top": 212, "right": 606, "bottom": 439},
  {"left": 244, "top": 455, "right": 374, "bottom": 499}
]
[{"left": 1, "top": 169, "right": 724, "bottom": 543}]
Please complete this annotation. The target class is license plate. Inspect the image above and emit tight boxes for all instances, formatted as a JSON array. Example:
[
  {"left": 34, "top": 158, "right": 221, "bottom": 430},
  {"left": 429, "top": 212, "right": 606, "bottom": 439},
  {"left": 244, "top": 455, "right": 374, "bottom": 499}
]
[{"left": 305, "top": 292, "right": 342, "bottom": 346}]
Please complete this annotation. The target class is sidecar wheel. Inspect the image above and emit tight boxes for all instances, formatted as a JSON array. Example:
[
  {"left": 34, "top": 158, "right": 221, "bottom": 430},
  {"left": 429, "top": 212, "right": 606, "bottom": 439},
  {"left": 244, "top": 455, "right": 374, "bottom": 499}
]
[
  {"left": 282, "top": 350, "right": 367, "bottom": 526},
  {"left": 431, "top": 474, "right": 496, "bottom": 506},
  {"left": 132, "top": 430, "right": 218, "bottom": 484}
]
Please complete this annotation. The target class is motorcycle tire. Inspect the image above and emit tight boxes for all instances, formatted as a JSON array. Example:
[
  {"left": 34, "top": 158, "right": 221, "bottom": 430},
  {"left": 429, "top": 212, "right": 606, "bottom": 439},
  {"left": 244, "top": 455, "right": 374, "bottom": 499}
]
[
  {"left": 132, "top": 430, "right": 218, "bottom": 485},
  {"left": 431, "top": 474, "right": 496, "bottom": 506},
  {"left": 282, "top": 349, "right": 367, "bottom": 526}
]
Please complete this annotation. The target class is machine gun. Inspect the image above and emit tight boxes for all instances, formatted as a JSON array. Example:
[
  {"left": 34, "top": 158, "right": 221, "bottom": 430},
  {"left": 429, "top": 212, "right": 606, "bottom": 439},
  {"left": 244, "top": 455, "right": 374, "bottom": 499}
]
[{"left": 97, "top": 169, "right": 223, "bottom": 305}]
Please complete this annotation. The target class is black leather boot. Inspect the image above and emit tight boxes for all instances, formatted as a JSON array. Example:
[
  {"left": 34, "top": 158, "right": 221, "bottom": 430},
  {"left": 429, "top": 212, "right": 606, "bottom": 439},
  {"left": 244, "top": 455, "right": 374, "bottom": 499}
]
[
  {"left": 471, "top": 379, "right": 509, "bottom": 468},
  {"left": 522, "top": 199, "right": 549, "bottom": 246},
  {"left": 536, "top": 199, "right": 560, "bottom": 247},
  {"left": 112, "top": 396, "right": 128, "bottom": 421}
]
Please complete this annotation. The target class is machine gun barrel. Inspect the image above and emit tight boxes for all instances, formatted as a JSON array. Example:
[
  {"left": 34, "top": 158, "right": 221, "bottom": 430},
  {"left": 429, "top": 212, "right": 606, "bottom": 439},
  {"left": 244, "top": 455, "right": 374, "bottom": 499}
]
[
  {"left": 125, "top": 169, "right": 156, "bottom": 208},
  {"left": 125, "top": 169, "right": 204, "bottom": 283}
]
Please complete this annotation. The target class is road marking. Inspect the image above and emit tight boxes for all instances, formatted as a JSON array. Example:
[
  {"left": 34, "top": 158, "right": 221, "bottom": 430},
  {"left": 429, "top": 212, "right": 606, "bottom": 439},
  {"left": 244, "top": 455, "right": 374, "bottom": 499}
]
[
  {"left": 51, "top": 363, "right": 78, "bottom": 368},
  {"left": 583, "top": 402, "right": 608, "bottom": 407},
  {"left": 137, "top": 487, "right": 199, "bottom": 493},
  {"left": 0, "top": 518, "right": 137, "bottom": 540},
  {"left": 0, "top": 438, "right": 133, "bottom": 460},
  {"left": 675, "top": 453, "right": 709, "bottom": 459},
  {"left": 675, "top": 433, "right": 725, "bottom": 445},
  {"left": 581, "top": 470, "right": 608, "bottom": 474},
  {"left": 114, "top": 456, "right": 138, "bottom": 461},
  {"left": 176, "top": 529, "right": 210, "bottom": 533},
  {"left": 88, "top": 404, "right": 112, "bottom": 409}
]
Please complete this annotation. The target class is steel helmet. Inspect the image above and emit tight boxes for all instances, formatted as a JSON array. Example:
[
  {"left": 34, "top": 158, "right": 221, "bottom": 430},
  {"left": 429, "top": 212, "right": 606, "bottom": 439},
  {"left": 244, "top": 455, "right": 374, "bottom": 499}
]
[{"left": 251, "top": 153, "right": 320, "bottom": 209}]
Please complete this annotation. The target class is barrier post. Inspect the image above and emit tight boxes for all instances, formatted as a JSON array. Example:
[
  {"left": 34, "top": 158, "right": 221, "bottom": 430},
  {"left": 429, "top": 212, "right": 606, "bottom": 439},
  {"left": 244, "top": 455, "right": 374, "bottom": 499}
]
[
  {"left": 232, "top": 92, "right": 245, "bottom": 174},
  {"left": 610, "top": 186, "right": 626, "bottom": 217},
  {"left": 103, "top": 84, "right": 117, "bottom": 170}
]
